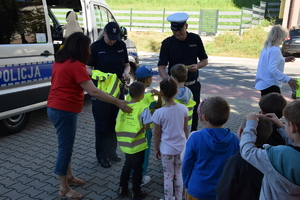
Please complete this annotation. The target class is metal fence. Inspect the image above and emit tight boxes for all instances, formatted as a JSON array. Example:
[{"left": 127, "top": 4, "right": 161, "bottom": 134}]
[
  {"left": 112, "top": 1, "right": 279, "bottom": 35},
  {"left": 53, "top": 1, "right": 280, "bottom": 36}
]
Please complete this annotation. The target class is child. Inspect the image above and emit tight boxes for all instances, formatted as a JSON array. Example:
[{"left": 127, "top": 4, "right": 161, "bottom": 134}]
[
  {"left": 182, "top": 96, "right": 240, "bottom": 200},
  {"left": 258, "top": 92, "right": 287, "bottom": 145},
  {"left": 171, "top": 64, "right": 196, "bottom": 133},
  {"left": 116, "top": 82, "right": 152, "bottom": 200},
  {"left": 126, "top": 65, "right": 162, "bottom": 186},
  {"left": 240, "top": 103, "right": 300, "bottom": 199},
  {"left": 215, "top": 115, "right": 273, "bottom": 200},
  {"left": 152, "top": 78, "right": 189, "bottom": 200}
]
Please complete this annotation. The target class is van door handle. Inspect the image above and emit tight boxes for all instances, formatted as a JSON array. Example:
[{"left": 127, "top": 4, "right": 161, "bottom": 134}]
[{"left": 40, "top": 50, "right": 52, "bottom": 56}]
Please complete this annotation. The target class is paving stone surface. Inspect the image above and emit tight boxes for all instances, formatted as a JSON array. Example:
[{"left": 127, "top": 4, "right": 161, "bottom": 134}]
[
  {"left": 0, "top": 86, "right": 263, "bottom": 200},
  {"left": 1, "top": 55, "right": 296, "bottom": 200}
]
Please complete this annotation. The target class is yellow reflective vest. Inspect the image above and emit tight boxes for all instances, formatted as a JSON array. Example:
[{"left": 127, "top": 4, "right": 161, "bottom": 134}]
[
  {"left": 91, "top": 70, "right": 122, "bottom": 98},
  {"left": 126, "top": 92, "right": 156, "bottom": 128},
  {"left": 115, "top": 102, "right": 148, "bottom": 154},
  {"left": 126, "top": 93, "right": 156, "bottom": 112},
  {"left": 174, "top": 99, "right": 196, "bottom": 125}
]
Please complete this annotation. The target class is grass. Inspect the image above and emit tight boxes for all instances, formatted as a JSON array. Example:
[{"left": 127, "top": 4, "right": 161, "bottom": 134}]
[
  {"left": 128, "top": 26, "right": 269, "bottom": 58},
  {"left": 128, "top": 31, "right": 171, "bottom": 52},
  {"left": 205, "top": 26, "right": 268, "bottom": 58},
  {"left": 106, "top": 0, "right": 276, "bottom": 11}
]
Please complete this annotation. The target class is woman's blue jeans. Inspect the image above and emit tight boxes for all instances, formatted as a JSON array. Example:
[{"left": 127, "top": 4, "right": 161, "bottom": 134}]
[{"left": 47, "top": 107, "right": 78, "bottom": 175}]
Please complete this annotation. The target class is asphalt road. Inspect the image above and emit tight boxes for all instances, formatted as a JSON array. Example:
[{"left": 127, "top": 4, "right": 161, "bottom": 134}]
[{"left": 138, "top": 52, "right": 300, "bottom": 101}]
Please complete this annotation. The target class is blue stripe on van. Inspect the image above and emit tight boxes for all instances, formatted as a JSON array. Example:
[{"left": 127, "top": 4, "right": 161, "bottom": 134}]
[{"left": 0, "top": 61, "right": 53, "bottom": 87}]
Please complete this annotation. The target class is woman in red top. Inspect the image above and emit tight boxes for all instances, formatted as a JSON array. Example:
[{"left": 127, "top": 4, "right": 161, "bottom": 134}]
[{"left": 47, "top": 32, "right": 131, "bottom": 199}]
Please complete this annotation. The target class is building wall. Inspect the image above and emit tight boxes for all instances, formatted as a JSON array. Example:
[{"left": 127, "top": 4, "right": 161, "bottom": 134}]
[{"left": 282, "top": 0, "right": 300, "bottom": 29}]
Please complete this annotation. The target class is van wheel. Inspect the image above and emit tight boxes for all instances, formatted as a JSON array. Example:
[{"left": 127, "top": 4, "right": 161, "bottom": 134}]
[{"left": 0, "top": 113, "right": 31, "bottom": 135}]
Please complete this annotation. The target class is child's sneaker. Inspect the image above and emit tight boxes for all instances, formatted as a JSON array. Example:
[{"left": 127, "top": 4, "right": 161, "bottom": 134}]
[
  {"left": 117, "top": 187, "right": 130, "bottom": 198},
  {"left": 140, "top": 175, "right": 151, "bottom": 186},
  {"left": 131, "top": 190, "right": 147, "bottom": 200}
]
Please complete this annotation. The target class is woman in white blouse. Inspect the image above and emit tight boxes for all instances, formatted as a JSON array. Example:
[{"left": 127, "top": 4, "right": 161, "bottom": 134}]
[{"left": 255, "top": 25, "right": 298, "bottom": 96}]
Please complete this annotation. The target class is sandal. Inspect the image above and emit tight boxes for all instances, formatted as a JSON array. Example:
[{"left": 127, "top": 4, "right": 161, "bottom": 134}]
[
  {"left": 67, "top": 177, "right": 86, "bottom": 186},
  {"left": 58, "top": 188, "right": 84, "bottom": 199}
]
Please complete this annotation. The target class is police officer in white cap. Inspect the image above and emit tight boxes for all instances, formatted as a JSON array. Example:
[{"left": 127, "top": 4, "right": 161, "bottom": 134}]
[{"left": 157, "top": 12, "right": 208, "bottom": 132}]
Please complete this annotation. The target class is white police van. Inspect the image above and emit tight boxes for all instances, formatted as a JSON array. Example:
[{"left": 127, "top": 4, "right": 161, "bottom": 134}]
[{"left": 0, "top": 0, "right": 139, "bottom": 134}]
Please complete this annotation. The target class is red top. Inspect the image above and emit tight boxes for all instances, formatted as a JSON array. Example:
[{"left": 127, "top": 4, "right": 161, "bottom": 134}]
[{"left": 47, "top": 60, "right": 91, "bottom": 113}]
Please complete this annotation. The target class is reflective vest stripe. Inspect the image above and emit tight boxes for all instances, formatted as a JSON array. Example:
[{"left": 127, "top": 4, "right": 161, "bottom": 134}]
[
  {"left": 94, "top": 76, "right": 105, "bottom": 81},
  {"left": 109, "top": 78, "right": 121, "bottom": 96},
  {"left": 116, "top": 128, "right": 145, "bottom": 138},
  {"left": 118, "top": 137, "right": 147, "bottom": 148}
]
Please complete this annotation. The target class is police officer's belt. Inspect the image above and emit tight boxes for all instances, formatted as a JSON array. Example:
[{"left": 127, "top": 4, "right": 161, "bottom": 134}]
[{"left": 185, "top": 77, "right": 200, "bottom": 86}]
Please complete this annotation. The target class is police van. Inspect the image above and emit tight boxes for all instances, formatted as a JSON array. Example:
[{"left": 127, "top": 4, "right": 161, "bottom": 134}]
[{"left": 0, "top": 0, "right": 139, "bottom": 134}]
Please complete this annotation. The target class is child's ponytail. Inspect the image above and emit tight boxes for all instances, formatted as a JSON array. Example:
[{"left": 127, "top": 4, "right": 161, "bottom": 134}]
[{"left": 160, "top": 78, "right": 177, "bottom": 100}]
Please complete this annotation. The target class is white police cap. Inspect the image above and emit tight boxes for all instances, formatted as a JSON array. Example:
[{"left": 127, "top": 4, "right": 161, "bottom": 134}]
[{"left": 166, "top": 12, "right": 189, "bottom": 31}]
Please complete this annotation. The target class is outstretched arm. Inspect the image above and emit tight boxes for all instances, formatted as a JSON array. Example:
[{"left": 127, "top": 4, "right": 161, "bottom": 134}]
[
  {"left": 158, "top": 65, "right": 169, "bottom": 79},
  {"left": 80, "top": 80, "right": 132, "bottom": 113}
]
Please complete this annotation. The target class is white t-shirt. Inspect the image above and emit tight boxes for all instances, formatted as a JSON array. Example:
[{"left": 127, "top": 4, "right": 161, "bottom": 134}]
[
  {"left": 140, "top": 107, "right": 152, "bottom": 125},
  {"left": 152, "top": 103, "right": 188, "bottom": 155}
]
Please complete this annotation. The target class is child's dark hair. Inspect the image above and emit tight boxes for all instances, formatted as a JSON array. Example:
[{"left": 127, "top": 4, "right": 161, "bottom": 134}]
[
  {"left": 259, "top": 93, "right": 287, "bottom": 118},
  {"left": 56, "top": 32, "right": 91, "bottom": 64},
  {"left": 137, "top": 77, "right": 148, "bottom": 84},
  {"left": 283, "top": 100, "right": 300, "bottom": 132},
  {"left": 129, "top": 81, "right": 145, "bottom": 99},
  {"left": 199, "top": 96, "right": 230, "bottom": 126},
  {"left": 240, "top": 115, "right": 273, "bottom": 146},
  {"left": 160, "top": 78, "right": 177, "bottom": 100},
  {"left": 170, "top": 64, "right": 188, "bottom": 83}
]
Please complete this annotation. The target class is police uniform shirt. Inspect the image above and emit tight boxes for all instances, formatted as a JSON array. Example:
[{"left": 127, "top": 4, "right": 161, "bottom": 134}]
[
  {"left": 158, "top": 32, "right": 208, "bottom": 82},
  {"left": 88, "top": 37, "right": 129, "bottom": 79}
]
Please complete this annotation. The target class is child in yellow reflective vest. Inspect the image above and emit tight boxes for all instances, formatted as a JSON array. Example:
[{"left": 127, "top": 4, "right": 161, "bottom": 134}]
[
  {"left": 116, "top": 82, "right": 152, "bottom": 200},
  {"left": 171, "top": 64, "right": 196, "bottom": 134},
  {"left": 126, "top": 65, "right": 162, "bottom": 186}
]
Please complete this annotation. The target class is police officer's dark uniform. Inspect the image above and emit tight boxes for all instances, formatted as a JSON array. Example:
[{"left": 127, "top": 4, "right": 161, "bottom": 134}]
[
  {"left": 158, "top": 13, "right": 208, "bottom": 131},
  {"left": 87, "top": 22, "right": 129, "bottom": 168}
]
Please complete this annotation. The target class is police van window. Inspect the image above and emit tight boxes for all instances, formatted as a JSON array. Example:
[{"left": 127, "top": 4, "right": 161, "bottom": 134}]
[
  {"left": 0, "top": 0, "right": 47, "bottom": 45},
  {"left": 93, "top": 5, "right": 115, "bottom": 35}
]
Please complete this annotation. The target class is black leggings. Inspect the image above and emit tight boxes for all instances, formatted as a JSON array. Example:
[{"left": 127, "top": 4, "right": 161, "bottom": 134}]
[{"left": 260, "top": 85, "right": 281, "bottom": 97}]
